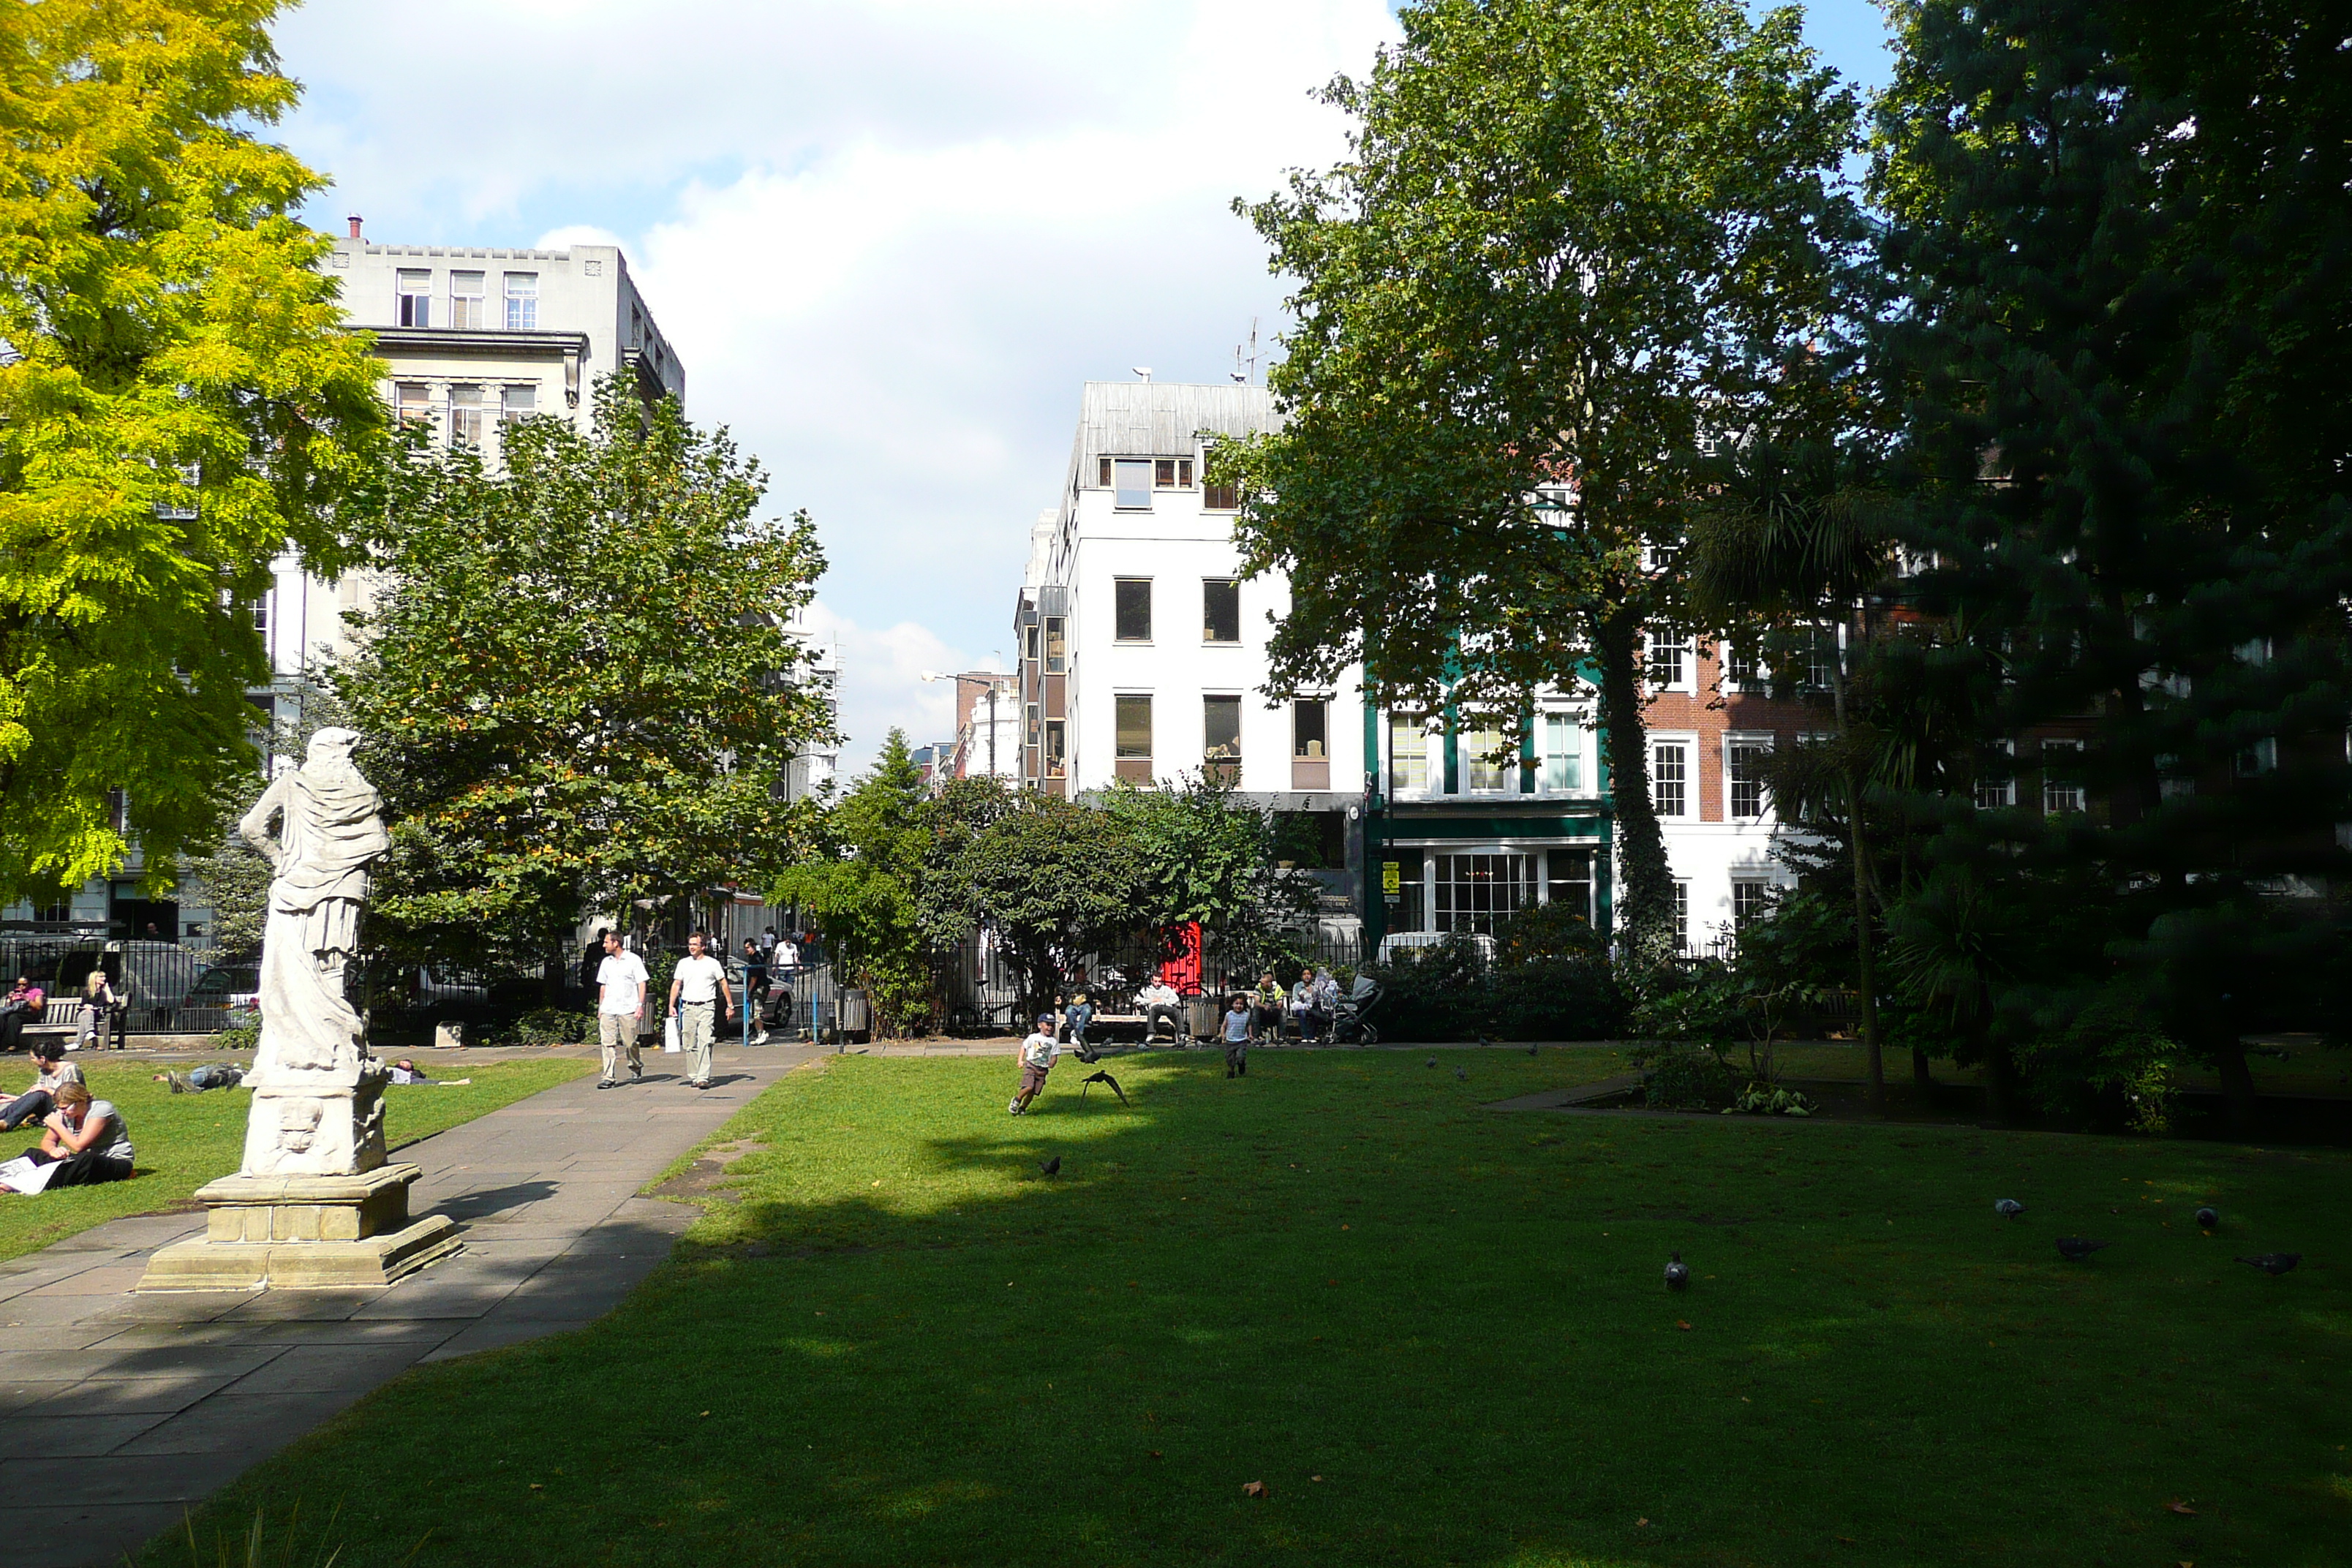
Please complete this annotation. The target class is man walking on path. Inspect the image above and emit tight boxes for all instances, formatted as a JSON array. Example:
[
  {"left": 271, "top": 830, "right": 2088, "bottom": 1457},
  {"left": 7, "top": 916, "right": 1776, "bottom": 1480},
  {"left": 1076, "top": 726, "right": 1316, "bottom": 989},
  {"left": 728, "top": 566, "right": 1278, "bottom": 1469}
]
[
  {"left": 596, "top": 932, "right": 649, "bottom": 1088},
  {"left": 668, "top": 932, "right": 733, "bottom": 1090}
]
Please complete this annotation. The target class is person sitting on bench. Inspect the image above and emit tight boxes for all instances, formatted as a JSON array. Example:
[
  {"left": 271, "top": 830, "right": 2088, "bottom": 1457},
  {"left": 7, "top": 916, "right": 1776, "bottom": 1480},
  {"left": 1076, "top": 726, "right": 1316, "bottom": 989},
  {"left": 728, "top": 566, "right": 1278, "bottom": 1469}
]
[
  {"left": 0, "top": 1041, "right": 82, "bottom": 1131},
  {"left": 0, "top": 976, "right": 45, "bottom": 1055},
  {"left": 0, "top": 1082, "right": 135, "bottom": 1192},
  {"left": 1137, "top": 973, "right": 1183, "bottom": 1044}
]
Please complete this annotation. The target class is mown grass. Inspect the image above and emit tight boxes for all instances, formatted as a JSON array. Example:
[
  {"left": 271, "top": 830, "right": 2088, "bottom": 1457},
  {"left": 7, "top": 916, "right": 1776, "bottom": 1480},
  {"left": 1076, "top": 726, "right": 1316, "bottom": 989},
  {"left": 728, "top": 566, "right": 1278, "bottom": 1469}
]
[
  {"left": 151, "top": 1048, "right": 2348, "bottom": 1567},
  {"left": 0, "top": 1056, "right": 592, "bottom": 1264}
]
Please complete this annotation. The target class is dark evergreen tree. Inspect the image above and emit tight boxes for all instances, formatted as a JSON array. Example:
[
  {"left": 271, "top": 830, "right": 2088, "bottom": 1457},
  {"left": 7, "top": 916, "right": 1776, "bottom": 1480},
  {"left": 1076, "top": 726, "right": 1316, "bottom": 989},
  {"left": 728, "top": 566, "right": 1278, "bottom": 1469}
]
[{"left": 1872, "top": 0, "right": 2352, "bottom": 1128}]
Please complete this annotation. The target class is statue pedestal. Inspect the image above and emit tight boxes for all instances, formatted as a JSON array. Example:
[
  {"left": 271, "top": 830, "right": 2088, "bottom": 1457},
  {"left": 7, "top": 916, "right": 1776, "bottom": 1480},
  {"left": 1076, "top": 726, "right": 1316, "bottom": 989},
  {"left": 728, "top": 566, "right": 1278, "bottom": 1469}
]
[{"left": 135, "top": 1164, "right": 461, "bottom": 1292}]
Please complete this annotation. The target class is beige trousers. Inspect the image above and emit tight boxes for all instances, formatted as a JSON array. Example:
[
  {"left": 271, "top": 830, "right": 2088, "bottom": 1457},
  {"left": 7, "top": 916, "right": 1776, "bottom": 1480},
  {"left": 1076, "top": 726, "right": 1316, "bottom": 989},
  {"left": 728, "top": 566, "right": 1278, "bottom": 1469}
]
[
  {"left": 598, "top": 1010, "right": 642, "bottom": 1082},
  {"left": 678, "top": 1000, "right": 717, "bottom": 1084}
]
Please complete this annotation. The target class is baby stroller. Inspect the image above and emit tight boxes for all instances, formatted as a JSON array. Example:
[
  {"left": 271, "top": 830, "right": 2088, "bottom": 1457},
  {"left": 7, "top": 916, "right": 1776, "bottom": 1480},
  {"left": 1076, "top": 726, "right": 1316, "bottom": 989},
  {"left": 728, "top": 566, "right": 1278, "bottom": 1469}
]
[{"left": 1330, "top": 975, "right": 1384, "bottom": 1046}]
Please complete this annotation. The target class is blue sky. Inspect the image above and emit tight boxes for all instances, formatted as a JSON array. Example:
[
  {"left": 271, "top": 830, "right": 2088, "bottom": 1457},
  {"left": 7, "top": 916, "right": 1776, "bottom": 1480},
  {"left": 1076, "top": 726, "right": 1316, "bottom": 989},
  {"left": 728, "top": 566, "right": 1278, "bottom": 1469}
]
[{"left": 273, "top": 0, "right": 1894, "bottom": 773}]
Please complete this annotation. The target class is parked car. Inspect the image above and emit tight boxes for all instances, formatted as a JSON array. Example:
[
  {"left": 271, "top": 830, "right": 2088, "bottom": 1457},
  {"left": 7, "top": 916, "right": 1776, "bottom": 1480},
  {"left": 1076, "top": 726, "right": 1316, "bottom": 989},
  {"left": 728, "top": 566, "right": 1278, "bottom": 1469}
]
[{"left": 186, "top": 962, "right": 262, "bottom": 1014}]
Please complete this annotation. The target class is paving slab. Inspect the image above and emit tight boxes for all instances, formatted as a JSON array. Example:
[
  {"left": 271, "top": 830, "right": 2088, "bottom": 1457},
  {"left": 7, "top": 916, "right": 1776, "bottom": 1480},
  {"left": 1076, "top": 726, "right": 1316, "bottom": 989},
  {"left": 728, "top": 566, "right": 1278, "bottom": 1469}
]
[{"left": 0, "top": 1040, "right": 815, "bottom": 1567}]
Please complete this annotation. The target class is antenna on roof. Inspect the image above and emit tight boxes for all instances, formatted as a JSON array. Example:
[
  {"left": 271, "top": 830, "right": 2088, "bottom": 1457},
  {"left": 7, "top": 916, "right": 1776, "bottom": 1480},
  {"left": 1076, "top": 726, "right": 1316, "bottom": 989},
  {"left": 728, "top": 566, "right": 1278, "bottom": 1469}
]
[
  {"left": 1132, "top": 366, "right": 1153, "bottom": 382},
  {"left": 1232, "top": 317, "right": 1261, "bottom": 384}
]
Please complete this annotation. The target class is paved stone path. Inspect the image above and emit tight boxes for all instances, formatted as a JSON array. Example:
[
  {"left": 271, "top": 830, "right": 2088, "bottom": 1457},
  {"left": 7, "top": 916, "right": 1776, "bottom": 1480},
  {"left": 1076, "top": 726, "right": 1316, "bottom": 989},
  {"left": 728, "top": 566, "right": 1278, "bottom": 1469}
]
[{"left": 0, "top": 1041, "right": 816, "bottom": 1568}]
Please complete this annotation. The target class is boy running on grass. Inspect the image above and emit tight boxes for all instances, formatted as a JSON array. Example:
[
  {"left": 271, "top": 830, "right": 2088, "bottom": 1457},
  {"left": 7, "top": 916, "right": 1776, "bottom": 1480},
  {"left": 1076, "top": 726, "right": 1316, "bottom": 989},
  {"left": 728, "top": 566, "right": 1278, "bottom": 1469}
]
[
  {"left": 1221, "top": 993, "right": 1254, "bottom": 1079},
  {"left": 1010, "top": 1014, "right": 1059, "bottom": 1115}
]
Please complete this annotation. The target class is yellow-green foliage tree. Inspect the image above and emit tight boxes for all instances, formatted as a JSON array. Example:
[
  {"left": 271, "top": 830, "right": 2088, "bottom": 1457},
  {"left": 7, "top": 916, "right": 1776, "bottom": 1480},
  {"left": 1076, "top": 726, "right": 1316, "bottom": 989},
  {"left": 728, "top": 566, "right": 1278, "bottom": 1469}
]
[{"left": 0, "top": 1, "right": 385, "bottom": 900}]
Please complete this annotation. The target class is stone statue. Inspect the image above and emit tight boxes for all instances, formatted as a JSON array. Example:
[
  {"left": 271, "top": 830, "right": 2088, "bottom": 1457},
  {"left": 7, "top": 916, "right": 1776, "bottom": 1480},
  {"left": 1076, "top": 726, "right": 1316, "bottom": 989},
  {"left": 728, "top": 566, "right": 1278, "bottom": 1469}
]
[{"left": 235, "top": 727, "right": 393, "bottom": 1177}]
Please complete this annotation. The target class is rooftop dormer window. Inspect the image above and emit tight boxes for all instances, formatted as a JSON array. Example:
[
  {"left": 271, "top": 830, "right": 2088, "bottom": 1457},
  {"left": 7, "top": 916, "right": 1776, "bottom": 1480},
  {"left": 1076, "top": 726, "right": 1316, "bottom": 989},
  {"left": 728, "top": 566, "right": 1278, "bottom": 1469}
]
[{"left": 396, "top": 269, "right": 430, "bottom": 327}]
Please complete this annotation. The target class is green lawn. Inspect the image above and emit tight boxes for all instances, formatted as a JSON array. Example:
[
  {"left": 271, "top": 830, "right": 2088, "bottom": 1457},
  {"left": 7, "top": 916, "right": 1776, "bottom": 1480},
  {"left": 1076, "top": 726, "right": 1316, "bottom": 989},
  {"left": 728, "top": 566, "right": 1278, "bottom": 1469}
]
[
  {"left": 0, "top": 1056, "right": 592, "bottom": 1264},
  {"left": 153, "top": 1049, "right": 2348, "bottom": 1567}
]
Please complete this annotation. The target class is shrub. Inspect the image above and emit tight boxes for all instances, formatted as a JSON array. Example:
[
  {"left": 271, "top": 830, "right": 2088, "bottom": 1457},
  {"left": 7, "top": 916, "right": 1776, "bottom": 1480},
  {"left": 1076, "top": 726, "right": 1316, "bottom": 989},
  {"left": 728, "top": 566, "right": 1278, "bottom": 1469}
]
[
  {"left": 1489, "top": 955, "right": 1627, "bottom": 1041},
  {"left": 1727, "top": 1083, "right": 1815, "bottom": 1116},
  {"left": 482, "top": 1008, "right": 591, "bottom": 1047},
  {"left": 1629, "top": 1041, "right": 1741, "bottom": 1109}
]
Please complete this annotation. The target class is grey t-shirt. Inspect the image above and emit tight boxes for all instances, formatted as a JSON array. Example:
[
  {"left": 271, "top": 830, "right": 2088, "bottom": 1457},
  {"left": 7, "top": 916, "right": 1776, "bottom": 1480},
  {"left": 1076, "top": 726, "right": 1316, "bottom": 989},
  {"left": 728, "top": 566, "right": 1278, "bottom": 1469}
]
[{"left": 78, "top": 1101, "right": 133, "bottom": 1164}]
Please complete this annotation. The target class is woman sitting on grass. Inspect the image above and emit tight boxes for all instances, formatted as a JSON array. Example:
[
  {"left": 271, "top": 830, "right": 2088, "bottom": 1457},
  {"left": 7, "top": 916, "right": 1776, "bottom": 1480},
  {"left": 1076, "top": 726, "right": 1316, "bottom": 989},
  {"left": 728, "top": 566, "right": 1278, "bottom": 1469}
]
[{"left": 0, "top": 1082, "right": 135, "bottom": 1194}]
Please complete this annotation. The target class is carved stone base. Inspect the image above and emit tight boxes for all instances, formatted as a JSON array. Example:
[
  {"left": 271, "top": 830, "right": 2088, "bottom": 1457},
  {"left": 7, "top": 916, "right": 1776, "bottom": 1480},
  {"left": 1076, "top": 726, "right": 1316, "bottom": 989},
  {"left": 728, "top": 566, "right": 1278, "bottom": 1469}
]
[
  {"left": 240, "top": 1072, "right": 389, "bottom": 1178},
  {"left": 135, "top": 1164, "right": 462, "bottom": 1292}
]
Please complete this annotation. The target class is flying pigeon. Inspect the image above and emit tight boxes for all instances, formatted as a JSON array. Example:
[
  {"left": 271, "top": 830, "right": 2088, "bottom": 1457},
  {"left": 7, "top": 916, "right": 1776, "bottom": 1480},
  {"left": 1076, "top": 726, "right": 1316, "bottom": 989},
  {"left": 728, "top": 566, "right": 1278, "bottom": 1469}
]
[
  {"left": 1664, "top": 1251, "right": 1689, "bottom": 1291},
  {"left": 1995, "top": 1199, "right": 2024, "bottom": 1218},
  {"left": 2234, "top": 1252, "right": 2301, "bottom": 1275},
  {"left": 2194, "top": 1207, "right": 2219, "bottom": 1232},
  {"left": 2055, "top": 1237, "right": 2111, "bottom": 1261},
  {"left": 1039, "top": 1156, "right": 1061, "bottom": 1178},
  {"left": 1079, "top": 1069, "right": 1128, "bottom": 1105}
]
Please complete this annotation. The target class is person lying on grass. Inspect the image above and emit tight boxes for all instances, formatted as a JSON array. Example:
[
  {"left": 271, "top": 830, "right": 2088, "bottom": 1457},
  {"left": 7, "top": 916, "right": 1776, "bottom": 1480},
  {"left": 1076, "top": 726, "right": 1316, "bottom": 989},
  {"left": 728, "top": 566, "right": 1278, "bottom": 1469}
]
[
  {"left": 390, "top": 1059, "right": 470, "bottom": 1086},
  {"left": 1009, "top": 1014, "right": 1059, "bottom": 1116},
  {"left": 0, "top": 1082, "right": 135, "bottom": 1194},
  {"left": 155, "top": 1064, "right": 244, "bottom": 1094},
  {"left": 0, "top": 1041, "right": 83, "bottom": 1132}
]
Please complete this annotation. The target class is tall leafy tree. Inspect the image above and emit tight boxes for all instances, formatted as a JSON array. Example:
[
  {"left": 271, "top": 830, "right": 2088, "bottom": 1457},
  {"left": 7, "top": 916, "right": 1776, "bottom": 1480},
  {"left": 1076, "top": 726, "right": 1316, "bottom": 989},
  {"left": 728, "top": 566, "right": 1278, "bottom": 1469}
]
[
  {"left": 334, "top": 379, "right": 831, "bottom": 995},
  {"left": 1224, "top": 0, "right": 1863, "bottom": 962},
  {"left": 0, "top": 0, "right": 385, "bottom": 900},
  {"left": 772, "top": 730, "right": 935, "bottom": 1036},
  {"left": 1872, "top": 0, "right": 2352, "bottom": 1128}
]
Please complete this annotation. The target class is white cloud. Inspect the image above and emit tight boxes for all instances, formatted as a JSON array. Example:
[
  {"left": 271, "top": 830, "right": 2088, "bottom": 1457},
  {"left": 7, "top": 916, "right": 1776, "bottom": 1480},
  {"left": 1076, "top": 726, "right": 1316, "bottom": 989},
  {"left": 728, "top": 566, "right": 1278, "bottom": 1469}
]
[
  {"left": 800, "top": 599, "right": 968, "bottom": 776},
  {"left": 271, "top": 1, "right": 1400, "bottom": 771}
]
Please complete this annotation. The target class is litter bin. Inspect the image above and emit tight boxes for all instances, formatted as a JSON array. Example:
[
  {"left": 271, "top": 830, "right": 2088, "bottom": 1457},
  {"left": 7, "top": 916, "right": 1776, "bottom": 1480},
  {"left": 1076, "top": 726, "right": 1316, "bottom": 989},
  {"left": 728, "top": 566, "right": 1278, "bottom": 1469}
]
[{"left": 1183, "top": 993, "right": 1222, "bottom": 1044}]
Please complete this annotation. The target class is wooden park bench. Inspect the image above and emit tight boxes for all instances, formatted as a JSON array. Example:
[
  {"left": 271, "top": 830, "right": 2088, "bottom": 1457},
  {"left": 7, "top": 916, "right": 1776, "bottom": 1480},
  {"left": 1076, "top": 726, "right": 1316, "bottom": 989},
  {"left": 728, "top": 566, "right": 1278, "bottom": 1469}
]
[{"left": 15, "top": 997, "right": 87, "bottom": 1050}]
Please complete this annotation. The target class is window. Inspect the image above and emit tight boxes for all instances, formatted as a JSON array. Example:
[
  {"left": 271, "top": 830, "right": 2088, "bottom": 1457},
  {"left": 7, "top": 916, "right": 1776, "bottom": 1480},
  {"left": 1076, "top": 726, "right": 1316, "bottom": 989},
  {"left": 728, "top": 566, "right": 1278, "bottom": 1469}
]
[
  {"left": 2234, "top": 736, "right": 2277, "bottom": 777},
  {"left": 1113, "top": 459, "right": 1153, "bottom": 509},
  {"left": 1727, "top": 642, "right": 1761, "bottom": 687},
  {"left": 1975, "top": 740, "right": 2016, "bottom": 809},
  {"left": 32, "top": 900, "right": 71, "bottom": 926},
  {"left": 396, "top": 269, "right": 431, "bottom": 327},
  {"left": 1292, "top": 698, "right": 1329, "bottom": 789},
  {"left": 1292, "top": 699, "right": 1327, "bottom": 761},
  {"left": 1113, "top": 579, "right": 1151, "bottom": 642},
  {"left": 1671, "top": 881, "right": 1691, "bottom": 954},
  {"left": 248, "top": 595, "right": 270, "bottom": 635},
  {"left": 1115, "top": 694, "right": 1153, "bottom": 780},
  {"left": 394, "top": 382, "right": 431, "bottom": 429},
  {"left": 1435, "top": 853, "right": 1534, "bottom": 935},
  {"left": 1541, "top": 712, "right": 1583, "bottom": 792},
  {"left": 1463, "top": 724, "right": 1510, "bottom": 793},
  {"left": 1390, "top": 714, "right": 1430, "bottom": 793},
  {"left": 449, "top": 271, "right": 486, "bottom": 328},
  {"left": 501, "top": 385, "right": 535, "bottom": 426},
  {"left": 1652, "top": 740, "right": 1689, "bottom": 818},
  {"left": 1645, "top": 625, "right": 1690, "bottom": 689},
  {"left": 1044, "top": 617, "right": 1066, "bottom": 672},
  {"left": 1545, "top": 848, "right": 1594, "bottom": 921},
  {"left": 1204, "top": 696, "right": 1242, "bottom": 784},
  {"left": 1384, "top": 854, "right": 1427, "bottom": 933},
  {"left": 503, "top": 272, "right": 538, "bottom": 330},
  {"left": 1202, "top": 578, "right": 1240, "bottom": 643},
  {"left": 2041, "top": 739, "right": 2084, "bottom": 815},
  {"left": 1204, "top": 480, "right": 1240, "bottom": 510},
  {"left": 1025, "top": 702, "right": 1040, "bottom": 755},
  {"left": 1727, "top": 737, "right": 1771, "bottom": 819},
  {"left": 1732, "top": 880, "right": 1771, "bottom": 930},
  {"left": 1153, "top": 458, "right": 1193, "bottom": 488},
  {"left": 1043, "top": 718, "right": 1066, "bottom": 777},
  {"left": 448, "top": 385, "right": 484, "bottom": 447},
  {"left": 1805, "top": 628, "right": 1839, "bottom": 693},
  {"left": 1024, "top": 625, "right": 1041, "bottom": 666}
]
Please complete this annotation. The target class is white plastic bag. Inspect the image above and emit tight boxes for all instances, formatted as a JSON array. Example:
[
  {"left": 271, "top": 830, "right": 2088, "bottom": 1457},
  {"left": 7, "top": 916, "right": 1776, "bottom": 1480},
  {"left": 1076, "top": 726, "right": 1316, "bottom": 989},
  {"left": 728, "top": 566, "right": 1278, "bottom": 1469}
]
[{"left": 663, "top": 1013, "right": 682, "bottom": 1054}]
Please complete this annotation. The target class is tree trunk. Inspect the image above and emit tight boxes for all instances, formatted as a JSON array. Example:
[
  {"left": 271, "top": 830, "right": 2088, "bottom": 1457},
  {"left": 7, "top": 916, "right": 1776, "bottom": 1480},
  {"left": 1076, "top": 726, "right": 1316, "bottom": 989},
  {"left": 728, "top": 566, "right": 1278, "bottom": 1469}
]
[
  {"left": 2211, "top": 1034, "right": 2260, "bottom": 1139},
  {"left": 1824, "top": 619, "right": 1885, "bottom": 1117},
  {"left": 1911, "top": 1044, "right": 1934, "bottom": 1094},
  {"left": 1982, "top": 1036, "right": 2021, "bottom": 1124},
  {"left": 1590, "top": 608, "right": 1673, "bottom": 970}
]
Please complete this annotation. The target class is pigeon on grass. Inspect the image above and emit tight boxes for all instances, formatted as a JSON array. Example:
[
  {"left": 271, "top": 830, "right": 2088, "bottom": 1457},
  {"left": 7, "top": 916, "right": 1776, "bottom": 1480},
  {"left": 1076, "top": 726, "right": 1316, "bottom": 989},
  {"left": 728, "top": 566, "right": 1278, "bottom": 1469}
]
[
  {"left": 1665, "top": 1252, "right": 1690, "bottom": 1291},
  {"left": 1426, "top": 1058, "right": 1437, "bottom": 1069},
  {"left": 1994, "top": 1199, "right": 2024, "bottom": 1218},
  {"left": 1079, "top": 1070, "right": 1128, "bottom": 1105},
  {"left": 1455, "top": 1067, "right": 1467, "bottom": 1082},
  {"left": 2234, "top": 1252, "right": 2301, "bottom": 1275},
  {"left": 2055, "top": 1237, "right": 2111, "bottom": 1262},
  {"left": 1039, "top": 1156, "right": 1061, "bottom": 1178},
  {"left": 1527, "top": 1042, "right": 1539, "bottom": 1057},
  {"left": 2195, "top": 1207, "right": 2219, "bottom": 1232}
]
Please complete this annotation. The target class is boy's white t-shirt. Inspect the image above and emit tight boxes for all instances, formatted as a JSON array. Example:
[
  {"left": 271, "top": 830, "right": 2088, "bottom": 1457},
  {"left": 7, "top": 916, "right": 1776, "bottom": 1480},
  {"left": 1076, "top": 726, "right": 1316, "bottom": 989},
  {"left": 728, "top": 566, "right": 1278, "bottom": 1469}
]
[
  {"left": 674, "top": 954, "right": 725, "bottom": 1004},
  {"left": 597, "top": 951, "right": 649, "bottom": 1015},
  {"left": 1020, "top": 1031, "right": 1058, "bottom": 1071}
]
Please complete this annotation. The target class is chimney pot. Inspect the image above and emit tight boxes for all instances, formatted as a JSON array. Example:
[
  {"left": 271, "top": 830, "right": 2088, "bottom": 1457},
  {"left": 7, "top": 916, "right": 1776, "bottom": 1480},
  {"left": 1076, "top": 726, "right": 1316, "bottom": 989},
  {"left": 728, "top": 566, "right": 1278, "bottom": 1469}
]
[{"left": 347, "top": 214, "right": 363, "bottom": 239}]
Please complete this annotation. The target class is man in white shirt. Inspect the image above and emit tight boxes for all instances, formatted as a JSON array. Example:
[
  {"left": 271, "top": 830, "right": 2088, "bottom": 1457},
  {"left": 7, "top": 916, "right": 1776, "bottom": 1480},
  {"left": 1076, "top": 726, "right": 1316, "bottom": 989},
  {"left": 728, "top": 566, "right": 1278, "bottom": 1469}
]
[
  {"left": 666, "top": 931, "right": 734, "bottom": 1090},
  {"left": 595, "top": 931, "right": 649, "bottom": 1088},
  {"left": 1138, "top": 973, "right": 1183, "bottom": 1045}
]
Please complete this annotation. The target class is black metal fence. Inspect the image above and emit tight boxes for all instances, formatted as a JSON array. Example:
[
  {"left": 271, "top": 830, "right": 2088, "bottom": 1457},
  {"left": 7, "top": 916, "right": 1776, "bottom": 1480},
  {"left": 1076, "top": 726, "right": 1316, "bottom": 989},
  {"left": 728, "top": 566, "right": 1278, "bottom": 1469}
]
[
  {"left": 931, "top": 925, "right": 1371, "bottom": 1037},
  {"left": 0, "top": 938, "right": 230, "bottom": 1036}
]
